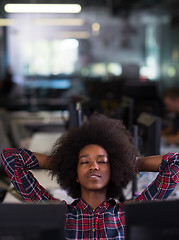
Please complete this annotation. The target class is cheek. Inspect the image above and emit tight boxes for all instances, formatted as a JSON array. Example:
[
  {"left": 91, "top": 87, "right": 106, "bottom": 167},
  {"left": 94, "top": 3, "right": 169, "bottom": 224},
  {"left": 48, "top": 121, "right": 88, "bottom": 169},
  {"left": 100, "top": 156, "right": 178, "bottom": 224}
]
[
  {"left": 77, "top": 165, "right": 86, "bottom": 180},
  {"left": 104, "top": 166, "right": 111, "bottom": 179}
]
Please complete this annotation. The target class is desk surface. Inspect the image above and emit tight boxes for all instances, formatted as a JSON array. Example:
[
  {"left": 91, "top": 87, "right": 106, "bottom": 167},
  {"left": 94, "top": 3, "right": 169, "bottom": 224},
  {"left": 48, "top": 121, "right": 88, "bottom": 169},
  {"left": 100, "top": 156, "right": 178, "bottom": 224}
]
[{"left": 160, "top": 139, "right": 179, "bottom": 155}]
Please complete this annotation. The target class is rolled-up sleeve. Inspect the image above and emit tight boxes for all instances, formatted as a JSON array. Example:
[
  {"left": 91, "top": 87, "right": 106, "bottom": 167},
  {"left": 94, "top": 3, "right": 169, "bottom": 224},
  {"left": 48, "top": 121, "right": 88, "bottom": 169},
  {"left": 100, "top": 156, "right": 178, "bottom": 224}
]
[
  {"left": 136, "top": 152, "right": 179, "bottom": 202},
  {"left": 1, "top": 148, "right": 57, "bottom": 202}
]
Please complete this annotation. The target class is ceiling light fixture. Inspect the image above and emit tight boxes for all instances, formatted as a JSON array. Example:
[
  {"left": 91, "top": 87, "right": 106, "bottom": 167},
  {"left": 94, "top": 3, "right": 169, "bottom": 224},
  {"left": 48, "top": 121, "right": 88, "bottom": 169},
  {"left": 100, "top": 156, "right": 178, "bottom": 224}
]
[
  {"left": 92, "top": 22, "right": 100, "bottom": 35},
  {"left": 4, "top": 4, "right": 81, "bottom": 13}
]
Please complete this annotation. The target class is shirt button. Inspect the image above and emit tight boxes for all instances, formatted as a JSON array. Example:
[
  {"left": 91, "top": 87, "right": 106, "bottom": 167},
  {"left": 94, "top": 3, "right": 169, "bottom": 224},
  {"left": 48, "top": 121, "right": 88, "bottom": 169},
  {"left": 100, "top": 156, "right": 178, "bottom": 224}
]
[{"left": 92, "top": 229, "right": 95, "bottom": 232}]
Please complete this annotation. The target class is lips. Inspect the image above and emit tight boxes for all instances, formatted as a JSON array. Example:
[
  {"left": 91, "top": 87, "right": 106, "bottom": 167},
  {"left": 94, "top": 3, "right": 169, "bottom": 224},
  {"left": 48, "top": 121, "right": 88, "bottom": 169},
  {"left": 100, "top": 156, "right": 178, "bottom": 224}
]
[{"left": 87, "top": 173, "right": 101, "bottom": 179}]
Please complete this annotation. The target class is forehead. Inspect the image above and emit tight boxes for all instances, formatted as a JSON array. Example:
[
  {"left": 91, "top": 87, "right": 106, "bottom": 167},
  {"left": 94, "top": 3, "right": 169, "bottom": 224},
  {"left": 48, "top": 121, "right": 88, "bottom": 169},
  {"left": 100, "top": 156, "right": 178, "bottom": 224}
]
[{"left": 79, "top": 144, "right": 107, "bottom": 155}]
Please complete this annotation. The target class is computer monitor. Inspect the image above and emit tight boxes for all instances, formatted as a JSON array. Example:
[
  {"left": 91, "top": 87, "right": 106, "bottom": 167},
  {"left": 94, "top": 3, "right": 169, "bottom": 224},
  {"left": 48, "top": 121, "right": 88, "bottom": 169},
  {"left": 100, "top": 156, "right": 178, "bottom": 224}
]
[
  {"left": 122, "top": 81, "right": 161, "bottom": 118},
  {"left": 68, "top": 101, "right": 83, "bottom": 128},
  {"left": 125, "top": 200, "right": 179, "bottom": 240},
  {"left": 137, "top": 112, "right": 161, "bottom": 156},
  {"left": 85, "top": 79, "right": 124, "bottom": 102},
  {"left": 0, "top": 203, "right": 66, "bottom": 240},
  {"left": 116, "top": 95, "right": 134, "bottom": 132}
]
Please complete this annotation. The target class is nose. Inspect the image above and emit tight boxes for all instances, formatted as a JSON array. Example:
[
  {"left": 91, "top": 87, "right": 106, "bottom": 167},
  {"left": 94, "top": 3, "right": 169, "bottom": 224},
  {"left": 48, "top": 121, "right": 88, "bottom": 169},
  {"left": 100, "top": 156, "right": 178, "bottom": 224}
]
[{"left": 89, "top": 161, "right": 99, "bottom": 171}]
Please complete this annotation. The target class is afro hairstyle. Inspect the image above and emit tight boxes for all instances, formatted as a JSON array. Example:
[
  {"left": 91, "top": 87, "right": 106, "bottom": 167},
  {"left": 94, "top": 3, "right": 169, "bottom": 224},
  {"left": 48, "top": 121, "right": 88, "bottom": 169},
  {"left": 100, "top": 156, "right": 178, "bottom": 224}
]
[{"left": 49, "top": 112, "right": 139, "bottom": 199}]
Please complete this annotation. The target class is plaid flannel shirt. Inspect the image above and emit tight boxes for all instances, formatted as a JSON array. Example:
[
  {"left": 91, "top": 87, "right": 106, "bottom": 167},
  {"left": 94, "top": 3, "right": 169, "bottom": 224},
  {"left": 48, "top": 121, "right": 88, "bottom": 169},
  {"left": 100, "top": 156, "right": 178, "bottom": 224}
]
[{"left": 1, "top": 148, "right": 179, "bottom": 240}]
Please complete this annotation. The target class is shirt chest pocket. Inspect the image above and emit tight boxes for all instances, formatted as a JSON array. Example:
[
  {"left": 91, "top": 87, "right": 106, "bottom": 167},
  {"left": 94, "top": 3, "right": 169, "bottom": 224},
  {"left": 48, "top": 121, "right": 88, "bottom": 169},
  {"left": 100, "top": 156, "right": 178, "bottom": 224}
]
[{"left": 100, "top": 212, "right": 125, "bottom": 239}]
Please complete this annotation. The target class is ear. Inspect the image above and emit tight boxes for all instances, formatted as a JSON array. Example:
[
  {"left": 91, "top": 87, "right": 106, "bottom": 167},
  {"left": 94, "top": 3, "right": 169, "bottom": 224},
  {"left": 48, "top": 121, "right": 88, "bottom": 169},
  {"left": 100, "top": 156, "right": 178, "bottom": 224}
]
[{"left": 76, "top": 178, "right": 79, "bottom": 182}]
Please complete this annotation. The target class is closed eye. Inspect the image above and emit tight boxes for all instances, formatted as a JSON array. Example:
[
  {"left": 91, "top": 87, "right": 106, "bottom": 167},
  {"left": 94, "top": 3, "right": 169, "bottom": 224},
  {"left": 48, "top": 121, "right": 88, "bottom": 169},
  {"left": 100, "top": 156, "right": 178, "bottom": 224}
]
[
  {"left": 80, "top": 161, "right": 89, "bottom": 164},
  {"left": 98, "top": 160, "right": 107, "bottom": 163},
  {"left": 79, "top": 158, "right": 90, "bottom": 164},
  {"left": 97, "top": 157, "right": 108, "bottom": 163}
]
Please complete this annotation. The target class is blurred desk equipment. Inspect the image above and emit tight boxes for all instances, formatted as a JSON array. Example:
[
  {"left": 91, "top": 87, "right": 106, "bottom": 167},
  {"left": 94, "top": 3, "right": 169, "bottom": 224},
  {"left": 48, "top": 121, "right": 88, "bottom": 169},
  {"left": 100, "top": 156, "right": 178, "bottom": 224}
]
[
  {"left": 0, "top": 203, "right": 66, "bottom": 240},
  {"left": 10, "top": 110, "right": 68, "bottom": 133},
  {"left": 116, "top": 95, "right": 134, "bottom": 132},
  {"left": 137, "top": 112, "right": 161, "bottom": 156},
  {"left": 122, "top": 81, "right": 161, "bottom": 118},
  {"left": 160, "top": 137, "right": 179, "bottom": 154},
  {"left": 68, "top": 101, "right": 83, "bottom": 128},
  {"left": 125, "top": 200, "right": 179, "bottom": 240}
]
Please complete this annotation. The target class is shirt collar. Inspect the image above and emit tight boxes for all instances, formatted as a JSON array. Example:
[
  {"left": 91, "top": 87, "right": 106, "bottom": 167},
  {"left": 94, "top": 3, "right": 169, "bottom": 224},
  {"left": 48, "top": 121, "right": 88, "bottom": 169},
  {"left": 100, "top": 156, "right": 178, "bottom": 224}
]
[{"left": 71, "top": 198, "right": 117, "bottom": 214}]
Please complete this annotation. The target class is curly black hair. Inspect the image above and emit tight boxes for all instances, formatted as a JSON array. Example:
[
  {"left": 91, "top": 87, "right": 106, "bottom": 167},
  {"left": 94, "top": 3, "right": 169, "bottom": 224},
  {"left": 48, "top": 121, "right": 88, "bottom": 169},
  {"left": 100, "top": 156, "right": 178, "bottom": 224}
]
[{"left": 50, "top": 112, "right": 139, "bottom": 199}]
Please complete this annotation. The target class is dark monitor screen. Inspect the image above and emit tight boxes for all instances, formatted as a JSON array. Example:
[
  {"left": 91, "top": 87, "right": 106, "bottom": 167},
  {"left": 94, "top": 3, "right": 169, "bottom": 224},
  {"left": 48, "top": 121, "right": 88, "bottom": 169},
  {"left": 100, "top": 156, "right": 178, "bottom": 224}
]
[
  {"left": 122, "top": 81, "right": 160, "bottom": 100},
  {"left": 85, "top": 79, "right": 124, "bottom": 101},
  {"left": 117, "top": 95, "right": 134, "bottom": 132},
  {"left": 0, "top": 203, "right": 66, "bottom": 240},
  {"left": 125, "top": 200, "right": 179, "bottom": 240},
  {"left": 122, "top": 81, "right": 161, "bottom": 118},
  {"left": 137, "top": 112, "right": 161, "bottom": 156}
]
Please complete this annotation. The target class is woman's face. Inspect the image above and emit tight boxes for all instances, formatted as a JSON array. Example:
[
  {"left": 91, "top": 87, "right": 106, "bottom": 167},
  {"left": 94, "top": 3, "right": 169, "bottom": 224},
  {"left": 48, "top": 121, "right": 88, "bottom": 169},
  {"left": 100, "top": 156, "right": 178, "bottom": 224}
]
[{"left": 77, "top": 144, "right": 111, "bottom": 195}]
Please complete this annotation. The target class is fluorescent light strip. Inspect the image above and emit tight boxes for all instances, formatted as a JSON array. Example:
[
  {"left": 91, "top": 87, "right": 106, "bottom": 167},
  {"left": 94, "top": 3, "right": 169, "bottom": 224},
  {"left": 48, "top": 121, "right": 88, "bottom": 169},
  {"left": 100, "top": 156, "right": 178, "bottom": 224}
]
[
  {"left": 0, "top": 18, "right": 16, "bottom": 26},
  {"left": 34, "top": 18, "right": 84, "bottom": 26},
  {"left": 58, "top": 31, "right": 90, "bottom": 39},
  {"left": 4, "top": 4, "right": 81, "bottom": 13}
]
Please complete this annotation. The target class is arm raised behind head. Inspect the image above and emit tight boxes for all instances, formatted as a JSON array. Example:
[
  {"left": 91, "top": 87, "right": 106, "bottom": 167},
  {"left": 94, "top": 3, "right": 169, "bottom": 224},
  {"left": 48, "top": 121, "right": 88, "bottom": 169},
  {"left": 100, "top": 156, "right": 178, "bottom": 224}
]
[
  {"left": 32, "top": 152, "right": 52, "bottom": 170},
  {"left": 137, "top": 155, "right": 163, "bottom": 172}
]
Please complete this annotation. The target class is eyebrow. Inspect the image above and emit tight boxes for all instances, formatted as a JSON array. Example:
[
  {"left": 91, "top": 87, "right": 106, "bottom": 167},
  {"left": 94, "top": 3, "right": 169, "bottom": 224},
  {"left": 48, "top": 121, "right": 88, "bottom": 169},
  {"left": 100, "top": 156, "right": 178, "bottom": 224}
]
[
  {"left": 79, "top": 154, "right": 89, "bottom": 159},
  {"left": 79, "top": 154, "right": 108, "bottom": 159}
]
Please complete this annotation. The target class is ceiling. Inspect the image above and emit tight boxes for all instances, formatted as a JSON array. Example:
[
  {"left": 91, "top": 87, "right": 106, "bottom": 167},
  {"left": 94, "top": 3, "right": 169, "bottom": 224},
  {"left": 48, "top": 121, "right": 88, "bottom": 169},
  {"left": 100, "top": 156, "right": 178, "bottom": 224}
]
[
  {"left": 2, "top": 0, "right": 179, "bottom": 14},
  {"left": 1, "top": 0, "right": 179, "bottom": 23}
]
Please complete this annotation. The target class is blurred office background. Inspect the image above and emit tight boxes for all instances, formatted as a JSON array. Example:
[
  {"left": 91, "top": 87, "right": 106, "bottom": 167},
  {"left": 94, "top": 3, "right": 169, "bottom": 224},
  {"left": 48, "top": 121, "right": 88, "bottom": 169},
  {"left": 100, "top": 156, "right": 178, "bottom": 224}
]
[
  {"left": 1, "top": 0, "right": 179, "bottom": 202},
  {"left": 0, "top": 0, "right": 179, "bottom": 112}
]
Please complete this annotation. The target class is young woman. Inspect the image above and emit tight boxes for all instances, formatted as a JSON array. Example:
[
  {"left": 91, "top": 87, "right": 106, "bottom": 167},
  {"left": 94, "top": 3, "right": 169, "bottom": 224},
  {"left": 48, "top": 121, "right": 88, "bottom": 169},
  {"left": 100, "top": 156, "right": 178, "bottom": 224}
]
[{"left": 1, "top": 113, "right": 179, "bottom": 239}]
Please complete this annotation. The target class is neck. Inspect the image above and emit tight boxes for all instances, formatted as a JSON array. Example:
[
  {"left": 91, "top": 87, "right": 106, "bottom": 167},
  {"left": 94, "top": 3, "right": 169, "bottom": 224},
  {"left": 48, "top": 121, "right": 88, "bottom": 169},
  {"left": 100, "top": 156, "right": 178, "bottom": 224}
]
[{"left": 81, "top": 190, "right": 107, "bottom": 210}]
